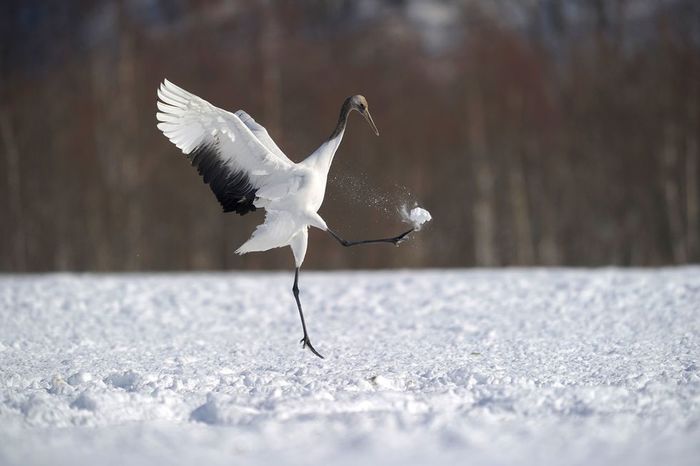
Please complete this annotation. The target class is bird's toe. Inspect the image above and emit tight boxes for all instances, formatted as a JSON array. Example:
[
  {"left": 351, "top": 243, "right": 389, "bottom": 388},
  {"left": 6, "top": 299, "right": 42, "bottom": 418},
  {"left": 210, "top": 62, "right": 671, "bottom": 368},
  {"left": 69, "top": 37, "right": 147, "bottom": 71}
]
[{"left": 300, "top": 336, "right": 324, "bottom": 359}]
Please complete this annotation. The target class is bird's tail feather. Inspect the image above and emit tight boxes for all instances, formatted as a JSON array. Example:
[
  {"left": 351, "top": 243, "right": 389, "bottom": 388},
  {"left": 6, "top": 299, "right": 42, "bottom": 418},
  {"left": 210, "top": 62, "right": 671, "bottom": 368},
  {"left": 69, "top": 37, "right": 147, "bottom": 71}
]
[{"left": 235, "top": 210, "right": 298, "bottom": 255}]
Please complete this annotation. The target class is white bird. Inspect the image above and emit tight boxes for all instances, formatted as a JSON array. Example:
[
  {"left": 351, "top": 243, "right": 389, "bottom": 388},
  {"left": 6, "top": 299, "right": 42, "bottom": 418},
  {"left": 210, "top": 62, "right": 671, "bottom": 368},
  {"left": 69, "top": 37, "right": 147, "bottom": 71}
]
[{"left": 156, "top": 79, "right": 413, "bottom": 358}]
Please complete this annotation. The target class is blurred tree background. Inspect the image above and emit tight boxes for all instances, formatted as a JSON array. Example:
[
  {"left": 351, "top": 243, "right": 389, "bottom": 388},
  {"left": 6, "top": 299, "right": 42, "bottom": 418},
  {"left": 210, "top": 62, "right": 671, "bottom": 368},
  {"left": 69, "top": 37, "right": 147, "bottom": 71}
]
[{"left": 1, "top": 0, "right": 699, "bottom": 271}]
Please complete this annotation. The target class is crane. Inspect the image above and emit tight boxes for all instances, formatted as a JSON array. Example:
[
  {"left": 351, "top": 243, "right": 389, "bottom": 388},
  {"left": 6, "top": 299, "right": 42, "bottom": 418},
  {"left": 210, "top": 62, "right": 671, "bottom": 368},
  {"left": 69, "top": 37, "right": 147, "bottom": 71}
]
[{"left": 156, "top": 79, "right": 413, "bottom": 358}]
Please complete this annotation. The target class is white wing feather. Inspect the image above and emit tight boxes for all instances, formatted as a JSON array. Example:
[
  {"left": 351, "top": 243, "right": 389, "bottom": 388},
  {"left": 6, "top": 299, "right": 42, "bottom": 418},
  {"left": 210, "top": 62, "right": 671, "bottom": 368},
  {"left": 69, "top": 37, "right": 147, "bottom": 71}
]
[
  {"left": 156, "top": 79, "right": 295, "bottom": 191},
  {"left": 234, "top": 110, "right": 289, "bottom": 162}
]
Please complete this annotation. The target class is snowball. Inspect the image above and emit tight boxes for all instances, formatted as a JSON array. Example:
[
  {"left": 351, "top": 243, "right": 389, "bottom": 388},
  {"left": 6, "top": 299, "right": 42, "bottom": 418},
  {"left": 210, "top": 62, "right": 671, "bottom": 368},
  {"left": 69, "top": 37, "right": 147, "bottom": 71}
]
[{"left": 401, "top": 206, "right": 432, "bottom": 231}]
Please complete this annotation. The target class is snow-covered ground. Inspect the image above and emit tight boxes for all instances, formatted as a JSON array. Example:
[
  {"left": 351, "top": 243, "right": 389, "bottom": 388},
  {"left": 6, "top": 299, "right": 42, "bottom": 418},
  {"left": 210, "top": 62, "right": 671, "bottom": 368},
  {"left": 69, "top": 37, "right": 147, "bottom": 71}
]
[{"left": 0, "top": 269, "right": 698, "bottom": 466}]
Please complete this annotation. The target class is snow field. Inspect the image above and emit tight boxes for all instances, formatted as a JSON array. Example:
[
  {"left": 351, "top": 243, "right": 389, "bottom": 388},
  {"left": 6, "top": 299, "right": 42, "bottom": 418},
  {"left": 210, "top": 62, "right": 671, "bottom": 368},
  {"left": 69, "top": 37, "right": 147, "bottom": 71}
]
[{"left": 0, "top": 269, "right": 699, "bottom": 465}]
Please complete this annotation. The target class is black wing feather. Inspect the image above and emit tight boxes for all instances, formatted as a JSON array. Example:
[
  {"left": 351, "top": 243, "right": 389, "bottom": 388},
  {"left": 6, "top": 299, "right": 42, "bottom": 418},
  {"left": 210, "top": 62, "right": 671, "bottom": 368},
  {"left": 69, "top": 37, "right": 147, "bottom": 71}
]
[{"left": 188, "top": 143, "right": 257, "bottom": 215}]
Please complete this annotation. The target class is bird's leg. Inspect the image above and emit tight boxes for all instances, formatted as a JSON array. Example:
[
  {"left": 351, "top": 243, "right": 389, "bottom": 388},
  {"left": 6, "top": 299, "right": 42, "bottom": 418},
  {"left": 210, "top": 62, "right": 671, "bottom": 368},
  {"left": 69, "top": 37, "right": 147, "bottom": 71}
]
[
  {"left": 292, "top": 267, "right": 324, "bottom": 359},
  {"left": 327, "top": 227, "right": 414, "bottom": 247}
]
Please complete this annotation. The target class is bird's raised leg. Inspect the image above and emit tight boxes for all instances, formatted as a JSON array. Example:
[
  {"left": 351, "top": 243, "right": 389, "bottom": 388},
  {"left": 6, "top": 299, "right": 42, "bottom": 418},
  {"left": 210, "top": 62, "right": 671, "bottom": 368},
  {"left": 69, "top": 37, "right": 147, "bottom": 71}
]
[
  {"left": 327, "top": 227, "right": 414, "bottom": 247},
  {"left": 292, "top": 267, "right": 324, "bottom": 359}
]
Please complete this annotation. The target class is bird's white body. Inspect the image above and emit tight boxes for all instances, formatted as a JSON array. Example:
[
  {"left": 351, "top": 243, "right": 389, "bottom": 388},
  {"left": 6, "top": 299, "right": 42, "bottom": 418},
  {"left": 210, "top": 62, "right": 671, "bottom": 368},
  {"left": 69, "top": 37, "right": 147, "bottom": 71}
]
[
  {"left": 156, "top": 79, "right": 345, "bottom": 267},
  {"left": 239, "top": 131, "right": 351, "bottom": 266}
]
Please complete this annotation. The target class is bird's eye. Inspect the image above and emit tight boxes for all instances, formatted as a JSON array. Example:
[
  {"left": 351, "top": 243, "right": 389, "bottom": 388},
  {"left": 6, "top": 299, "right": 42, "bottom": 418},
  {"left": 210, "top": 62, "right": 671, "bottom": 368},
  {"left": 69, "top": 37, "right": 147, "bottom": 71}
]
[{"left": 359, "top": 103, "right": 365, "bottom": 110}]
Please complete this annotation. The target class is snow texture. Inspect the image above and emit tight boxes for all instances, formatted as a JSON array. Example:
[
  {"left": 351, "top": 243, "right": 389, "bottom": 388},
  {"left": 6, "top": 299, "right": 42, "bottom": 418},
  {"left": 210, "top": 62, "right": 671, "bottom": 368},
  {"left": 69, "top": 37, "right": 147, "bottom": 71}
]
[
  {"left": 401, "top": 206, "right": 432, "bottom": 230},
  {"left": 1, "top": 269, "right": 699, "bottom": 466}
]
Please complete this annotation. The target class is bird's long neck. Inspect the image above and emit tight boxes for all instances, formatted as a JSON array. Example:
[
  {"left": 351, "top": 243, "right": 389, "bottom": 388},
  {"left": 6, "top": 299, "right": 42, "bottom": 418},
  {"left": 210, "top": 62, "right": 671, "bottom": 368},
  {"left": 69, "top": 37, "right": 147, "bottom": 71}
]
[
  {"left": 329, "top": 97, "right": 353, "bottom": 140},
  {"left": 305, "top": 98, "right": 352, "bottom": 172}
]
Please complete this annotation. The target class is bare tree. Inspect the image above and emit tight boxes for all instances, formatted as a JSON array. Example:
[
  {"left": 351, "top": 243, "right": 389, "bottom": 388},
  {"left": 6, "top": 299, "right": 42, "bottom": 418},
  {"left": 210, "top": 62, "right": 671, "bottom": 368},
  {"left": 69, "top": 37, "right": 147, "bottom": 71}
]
[
  {"left": 0, "top": 106, "right": 26, "bottom": 270},
  {"left": 466, "top": 76, "right": 498, "bottom": 266}
]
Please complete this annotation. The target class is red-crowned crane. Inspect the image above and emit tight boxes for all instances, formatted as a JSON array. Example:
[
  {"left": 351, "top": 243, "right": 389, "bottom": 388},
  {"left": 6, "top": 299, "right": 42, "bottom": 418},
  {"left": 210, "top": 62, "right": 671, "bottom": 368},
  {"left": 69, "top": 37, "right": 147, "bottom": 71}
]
[{"left": 156, "top": 80, "right": 414, "bottom": 358}]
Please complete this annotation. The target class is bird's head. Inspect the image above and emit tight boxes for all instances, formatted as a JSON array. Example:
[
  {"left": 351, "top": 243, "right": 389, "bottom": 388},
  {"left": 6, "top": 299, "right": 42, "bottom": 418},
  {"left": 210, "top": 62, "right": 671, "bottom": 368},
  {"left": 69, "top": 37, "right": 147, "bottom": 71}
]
[{"left": 349, "top": 95, "right": 379, "bottom": 136}]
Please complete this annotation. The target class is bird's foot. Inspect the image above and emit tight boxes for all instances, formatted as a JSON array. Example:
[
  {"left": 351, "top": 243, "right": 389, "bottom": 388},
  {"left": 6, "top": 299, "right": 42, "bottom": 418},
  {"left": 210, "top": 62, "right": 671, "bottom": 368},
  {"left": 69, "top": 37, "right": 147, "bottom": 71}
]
[
  {"left": 300, "top": 336, "right": 325, "bottom": 359},
  {"left": 391, "top": 228, "right": 414, "bottom": 246}
]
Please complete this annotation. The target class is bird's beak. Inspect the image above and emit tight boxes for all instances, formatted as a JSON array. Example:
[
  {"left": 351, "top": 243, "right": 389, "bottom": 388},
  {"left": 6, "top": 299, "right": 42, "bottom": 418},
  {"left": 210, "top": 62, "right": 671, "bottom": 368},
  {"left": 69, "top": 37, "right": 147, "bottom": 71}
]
[{"left": 363, "top": 110, "right": 379, "bottom": 136}]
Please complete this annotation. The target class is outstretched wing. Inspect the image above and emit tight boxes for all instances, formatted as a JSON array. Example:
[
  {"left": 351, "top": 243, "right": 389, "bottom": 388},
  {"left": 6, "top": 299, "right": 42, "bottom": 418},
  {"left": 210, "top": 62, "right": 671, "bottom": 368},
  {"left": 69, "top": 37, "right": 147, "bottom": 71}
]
[
  {"left": 234, "top": 110, "right": 288, "bottom": 162},
  {"left": 156, "top": 79, "right": 295, "bottom": 215}
]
